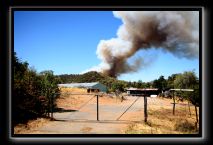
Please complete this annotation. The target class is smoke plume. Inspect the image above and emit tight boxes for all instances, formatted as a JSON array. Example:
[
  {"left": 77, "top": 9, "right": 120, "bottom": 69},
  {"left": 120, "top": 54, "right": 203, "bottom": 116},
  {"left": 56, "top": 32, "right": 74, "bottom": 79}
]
[{"left": 87, "top": 11, "right": 199, "bottom": 78}]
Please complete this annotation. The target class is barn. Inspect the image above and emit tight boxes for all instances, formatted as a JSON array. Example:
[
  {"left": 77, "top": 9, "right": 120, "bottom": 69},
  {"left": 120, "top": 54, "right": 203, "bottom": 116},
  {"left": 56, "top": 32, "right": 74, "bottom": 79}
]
[{"left": 58, "top": 82, "right": 107, "bottom": 93}]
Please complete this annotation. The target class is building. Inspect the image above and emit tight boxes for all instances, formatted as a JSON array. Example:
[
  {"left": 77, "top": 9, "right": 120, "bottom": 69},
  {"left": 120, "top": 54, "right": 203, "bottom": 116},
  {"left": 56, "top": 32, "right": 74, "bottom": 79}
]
[
  {"left": 126, "top": 88, "right": 159, "bottom": 97},
  {"left": 58, "top": 82, "right": 107, "bottom": 93}
]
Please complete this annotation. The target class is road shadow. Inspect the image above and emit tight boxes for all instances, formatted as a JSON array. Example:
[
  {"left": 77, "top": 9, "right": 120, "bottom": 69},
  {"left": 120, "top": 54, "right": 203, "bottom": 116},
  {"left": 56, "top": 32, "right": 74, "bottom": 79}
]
[
  {"left": 53, "top": 108, "right": 78, "bottom": 113},
  {"left": 52, "top": 119, "right": 143, "bottom": 124}
]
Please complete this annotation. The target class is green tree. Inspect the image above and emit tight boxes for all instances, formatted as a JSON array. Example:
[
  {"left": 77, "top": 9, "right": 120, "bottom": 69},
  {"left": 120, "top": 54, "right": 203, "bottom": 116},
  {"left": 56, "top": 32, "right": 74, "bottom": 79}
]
[
  {"left": 13, "top": 52, "right": 61, "bottom": 124},
  {"left": 173, "top": 71, "right": 199, "bottom": 128},
  {"left": 174, "top": 71, "right": 197, "bottom": 89},
  {"left": 136, "top": 80, "right": 143, "bottom": 88},
  {"left": 14, "top": 53, "right": 43, "bottom": 124},
  {"left": 173, "top": 71, "right": 198, "bottom": 102},
  {"left": 144, "top": 82, "right": 152, "bottom": 88},
  {"left": 153, "top": 76, "right": 167, "bottom": 93},
  {"left": 167, "top": 74, "right": 179, "bottom": 89},
  {"left": 39, "top": 70, "right": 61, "bottom": 115},
  {"left": 111, "top": 82, "right": 125, "bottom": 92}
]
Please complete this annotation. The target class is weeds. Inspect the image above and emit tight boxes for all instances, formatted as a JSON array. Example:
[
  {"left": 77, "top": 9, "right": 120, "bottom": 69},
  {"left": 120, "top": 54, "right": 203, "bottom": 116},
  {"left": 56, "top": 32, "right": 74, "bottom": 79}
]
[{"left": 174, "top": 119, "right": 196, "bottom": 133}]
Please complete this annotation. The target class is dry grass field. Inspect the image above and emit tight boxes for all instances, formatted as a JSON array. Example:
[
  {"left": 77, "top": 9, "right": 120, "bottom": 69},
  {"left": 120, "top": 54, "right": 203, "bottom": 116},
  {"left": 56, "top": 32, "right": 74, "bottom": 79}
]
[
  {"left": 59, "top": 87, "right": 87, "bottom": 94},
  {"left": 123, "top": 99, "right": 199, "bottom": 134},
  {"left": 14, "top": 118, "right": 51, "bottom": 134}
]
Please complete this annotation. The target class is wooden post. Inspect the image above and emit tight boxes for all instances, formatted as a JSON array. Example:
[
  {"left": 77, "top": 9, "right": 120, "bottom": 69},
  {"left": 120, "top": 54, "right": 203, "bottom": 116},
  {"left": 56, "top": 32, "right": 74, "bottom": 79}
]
[
  {"left": 97, "top": 95, "right": 99, "bottom": 121},
  {"left": 50, "top": 94, "right": 54, "bottom": 120},
  {"left": 173, "top": 91, "right": 176, "bottom": 115},
  {"left": 47, "top": 89, "right": 50, "bottom": 117},
  {"left": 188, "top": 100, "right": 191, "bottom": 116},
  {"left": 144, "top": 96, "right": 148, "bottom": 122},
  {"left": 195, "top": 105, "right": 198, "bottom": 129}
]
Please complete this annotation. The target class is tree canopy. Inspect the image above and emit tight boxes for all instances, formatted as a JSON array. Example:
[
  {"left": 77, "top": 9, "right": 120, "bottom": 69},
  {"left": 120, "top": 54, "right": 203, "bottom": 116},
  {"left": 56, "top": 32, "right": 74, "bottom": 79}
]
[{"left": 173, "top": 71, "right": 199, "bottom": 106}]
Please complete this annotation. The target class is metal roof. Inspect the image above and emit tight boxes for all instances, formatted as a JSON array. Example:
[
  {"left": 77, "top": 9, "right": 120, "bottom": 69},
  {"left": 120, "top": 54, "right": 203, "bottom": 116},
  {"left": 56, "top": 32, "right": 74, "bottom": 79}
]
[
  {"left": 170, "top": 89, "right": 194, "bottom": 92},
  {"left": 58, "top": 82, "right": 100, "bottom": 88},
  {"left": 126, "top": 88, "right": 158, "bottom": 91}
]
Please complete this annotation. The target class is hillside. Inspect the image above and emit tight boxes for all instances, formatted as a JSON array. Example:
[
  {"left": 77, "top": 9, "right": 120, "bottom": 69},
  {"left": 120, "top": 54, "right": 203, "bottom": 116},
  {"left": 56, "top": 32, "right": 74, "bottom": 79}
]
[
  {"left": 58, "top": 71, "right": 105, "bottom": 82},
  {"left": 57, "top": 71, "right": 127, "bottom": 90}
]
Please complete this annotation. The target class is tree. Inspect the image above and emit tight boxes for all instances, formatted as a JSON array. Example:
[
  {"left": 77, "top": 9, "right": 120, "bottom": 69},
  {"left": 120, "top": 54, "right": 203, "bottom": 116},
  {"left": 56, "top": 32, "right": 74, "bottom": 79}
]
[
  {"left": 174, "top": 71, "right": 197, "bottom": 89},
  {"left": 13, "top": 52, "right": 61, "bottom": 124},
  {"left": 127, "top": 81, "right": 132, "bottom": 88},
  {"left": 152, "top": 76, "right": 167, "bottom": 97},
  {"left": 39, "top": 70, "right": 61, "bottom": 116},
  {"left": 111, "top": 82, "right": 125, "bottom": 92},
  {"left": 144, "top": 82, "right": 152, "bottom": 88},
  {"left": 173, "top": 71, "right": 199, "bottom": 128},
  {"left": 136, "top": 80, "right": 143, "bottom": 88},
  {"left": 13, "top": 53, "right": 43, "bottom": 124},
  {"left": 173, "top": 71, "right": 198, "bottom": 103},
  {"left": 167, "top": 74, "right": 179, "bottom": 89}
]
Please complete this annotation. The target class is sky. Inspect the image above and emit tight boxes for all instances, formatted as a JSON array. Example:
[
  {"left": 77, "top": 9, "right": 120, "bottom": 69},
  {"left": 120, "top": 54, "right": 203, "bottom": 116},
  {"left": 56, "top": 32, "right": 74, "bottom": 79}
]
[{"left": 14, "top": 11, "right": 199, "bottom": 82}]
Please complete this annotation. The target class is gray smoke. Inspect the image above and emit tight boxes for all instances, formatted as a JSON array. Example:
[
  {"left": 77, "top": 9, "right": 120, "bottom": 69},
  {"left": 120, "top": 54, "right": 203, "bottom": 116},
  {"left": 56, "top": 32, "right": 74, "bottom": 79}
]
[{"left": 86, "top": 11, "right": 199, "bottom": 78}]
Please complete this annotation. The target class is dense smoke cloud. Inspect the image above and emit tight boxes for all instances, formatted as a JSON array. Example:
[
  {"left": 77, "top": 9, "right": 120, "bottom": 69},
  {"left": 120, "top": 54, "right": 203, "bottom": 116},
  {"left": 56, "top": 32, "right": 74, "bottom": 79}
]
[{"left": 86, "top": 11, "right": 199, "bottom": 78}]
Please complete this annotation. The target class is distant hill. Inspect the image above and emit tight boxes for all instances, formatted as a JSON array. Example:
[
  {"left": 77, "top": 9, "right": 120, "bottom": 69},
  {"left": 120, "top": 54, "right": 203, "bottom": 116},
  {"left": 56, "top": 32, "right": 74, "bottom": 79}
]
[{"left": 57, "top": 71, "right": 127, "bottom": 89}]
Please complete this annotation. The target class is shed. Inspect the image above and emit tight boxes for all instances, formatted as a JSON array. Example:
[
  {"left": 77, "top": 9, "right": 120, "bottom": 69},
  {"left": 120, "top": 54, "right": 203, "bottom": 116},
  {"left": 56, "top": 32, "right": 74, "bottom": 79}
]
[
  {"left": 126, "top": 88, "right": 159, "bottom": 96},
  {"left": 58, "top": 82, "right": 107, "bottom": 93}
]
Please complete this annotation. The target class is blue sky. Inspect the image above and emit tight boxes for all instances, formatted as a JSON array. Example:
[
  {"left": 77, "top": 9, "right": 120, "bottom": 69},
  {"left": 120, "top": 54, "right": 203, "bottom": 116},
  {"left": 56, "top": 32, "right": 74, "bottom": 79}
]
[{"left": 14, "top": 11, "right": 199, "bottom": 82}]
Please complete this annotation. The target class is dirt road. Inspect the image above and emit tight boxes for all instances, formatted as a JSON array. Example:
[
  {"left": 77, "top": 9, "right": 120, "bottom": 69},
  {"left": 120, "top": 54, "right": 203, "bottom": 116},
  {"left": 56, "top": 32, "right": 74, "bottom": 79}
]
[{"left": 19, "top": 96, "right": 149, "bottom": 134}]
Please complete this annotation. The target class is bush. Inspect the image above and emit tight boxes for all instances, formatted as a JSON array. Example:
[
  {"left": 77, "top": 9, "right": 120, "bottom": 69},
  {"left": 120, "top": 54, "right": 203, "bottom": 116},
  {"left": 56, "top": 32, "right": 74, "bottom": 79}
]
[{"left": 13, "top": 53, "right": 60, "bottom": 125}]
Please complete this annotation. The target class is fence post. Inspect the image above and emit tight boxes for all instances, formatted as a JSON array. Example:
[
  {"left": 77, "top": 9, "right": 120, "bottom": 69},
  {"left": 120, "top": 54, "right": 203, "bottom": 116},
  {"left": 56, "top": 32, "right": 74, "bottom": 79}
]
[
  {"left": 50, "top": 94, "right": 54, "bottom": 120},
  {"left": 188, "top": 100, "right": 191, "bottom": 116},
  {"left": 144, "top": 96, "right": 148, "bottom": 122},
  {"left": 47, "top": 89, "right": 50, "bottom": 117},
  {"left": 97, "top": 95, "right": 99, "bottom": 121},
  {"left": 173, "top": 91, "right": 176, "bottom": 115}
]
